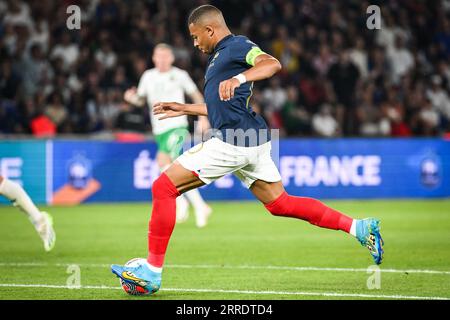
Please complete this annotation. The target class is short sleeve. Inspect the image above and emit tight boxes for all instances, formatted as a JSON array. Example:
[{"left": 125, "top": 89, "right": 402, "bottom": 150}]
[
  {"left": 136, "top": 72, "right": 149, "bottom": 98},
  {"left": 180, "top": 70, "right": 198, "bottom": 95},
  {"left": 229, "top": 37, "right": 266, "bottom": 66}
]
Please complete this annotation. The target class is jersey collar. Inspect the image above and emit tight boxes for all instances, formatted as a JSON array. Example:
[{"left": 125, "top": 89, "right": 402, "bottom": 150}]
[{"left": 213, "top": 34, "right": 234, "bottom": 53}]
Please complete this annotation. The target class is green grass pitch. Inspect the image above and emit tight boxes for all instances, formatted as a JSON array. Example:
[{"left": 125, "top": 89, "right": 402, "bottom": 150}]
[{"left": 0, "top": 200, "right": 449, "bottom": 300}]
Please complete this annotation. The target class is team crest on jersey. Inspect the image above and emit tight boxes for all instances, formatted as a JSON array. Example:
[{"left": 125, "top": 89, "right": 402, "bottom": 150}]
[{"left": 208, "top": 52, "right": 220, "bottom": 69}]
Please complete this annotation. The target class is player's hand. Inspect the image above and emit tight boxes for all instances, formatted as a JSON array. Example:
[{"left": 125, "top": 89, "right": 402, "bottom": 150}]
[
  {"left": 219, "top": 78, "right": 241, "bottom": 101},
  {"left": 124, "top": 87, "right": 137, "bottom": 103},
  {"left": 153, "top": 102, "right": 186, "bottom": 120}
]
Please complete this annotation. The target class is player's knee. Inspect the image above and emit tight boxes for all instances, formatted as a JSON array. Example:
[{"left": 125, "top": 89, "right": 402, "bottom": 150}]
[{"left": 152, "top": 173, "right": 179, "bottom": 200}]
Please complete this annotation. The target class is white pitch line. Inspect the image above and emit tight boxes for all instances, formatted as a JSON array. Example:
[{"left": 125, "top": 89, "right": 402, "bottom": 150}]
[
  {"left": 0, "top": 262, "right": 449, "bottom": 275},
  {"left": 0, "top": 283, "right": 448, "bottom": 300}
]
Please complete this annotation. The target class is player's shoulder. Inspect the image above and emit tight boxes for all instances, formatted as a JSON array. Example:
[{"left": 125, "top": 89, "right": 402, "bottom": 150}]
[
  {"left": 141, "top": 69, "right": 156, "bottom": 79},
  {"left": 171, "top": 66, "right": 192, "bottom": 78},
  {"left": 230, "top": 35, "right": 258, "bottom": 47},
  {"left": 170, "top": 66, "right": 187, "bottom": 75}
]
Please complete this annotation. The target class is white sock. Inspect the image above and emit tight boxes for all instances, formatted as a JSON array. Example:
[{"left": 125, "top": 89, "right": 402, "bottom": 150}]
[
  {"left": 350, "top": 219, "right": 358, "bottom": 237},
  {"left": 145, "top": 261, "right": 162, "bottom": 273},
  {"left": 0, "top": 177, "right": 43, "bottom": 225},
  {"left": 184, "top": 189, "right": 208, "bottom": 213}
]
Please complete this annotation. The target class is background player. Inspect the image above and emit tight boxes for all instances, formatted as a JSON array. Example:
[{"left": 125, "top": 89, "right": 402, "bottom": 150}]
[
  {"left": 124, "top": 43, "right": 212, "bottom": 228},
  {"left": 0, "top": 175, "right": 55, "bottom": 251},
  {"left": 112, "top": 5, "right": 384, "bottom": 294}
]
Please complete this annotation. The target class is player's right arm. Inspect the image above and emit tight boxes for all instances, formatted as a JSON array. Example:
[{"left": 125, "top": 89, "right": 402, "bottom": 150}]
[
  {"left": 153, "top": 102, "right": 207, "bottom": 120},
  {"left": 124, "top": 87, "right": 146, "bottom": 107},
  {"left": 124, "top": 71, "right": 151, "bottom": 107}
]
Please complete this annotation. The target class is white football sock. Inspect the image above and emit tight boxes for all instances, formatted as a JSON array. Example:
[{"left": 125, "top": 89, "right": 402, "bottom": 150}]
[
  {"left": 145, "top": 261, "right": 162, "bottom": 273},
  {"left": 350, "top": 219, "right": 358, "bottom": 237},
  {"left": 184, "top": 189, "right": 208, "bottom": 213},
  {"left": 176, "top": 194, "right": 190, "bottom": 222},
  {"left": 0, "top": 177, "right": 43, "bottom": 225}
]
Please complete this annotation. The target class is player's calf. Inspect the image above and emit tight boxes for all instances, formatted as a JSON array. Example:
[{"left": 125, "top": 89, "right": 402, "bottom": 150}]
[
  {"left": 148, "top": 173, "right": 179, "bottom": 268},
  {"left": 264, "top": 191, "right": 353, "bottom": 232},
  {"left": 264, "top": 191, "right": 384, "bottom": 264}
]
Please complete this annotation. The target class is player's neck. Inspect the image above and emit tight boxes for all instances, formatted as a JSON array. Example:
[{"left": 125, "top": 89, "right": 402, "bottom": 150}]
[
  {"left": 213, "top": 29, "right": 232, "bottom": 49},
  {"left": 156, "top": 66, "right": 172, "bottom": 73}
]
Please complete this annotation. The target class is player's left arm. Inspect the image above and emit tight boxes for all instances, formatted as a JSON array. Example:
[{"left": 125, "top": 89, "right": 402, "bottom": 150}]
[{"left": 219, "top": 53, "right": 282, "bottom": 101}]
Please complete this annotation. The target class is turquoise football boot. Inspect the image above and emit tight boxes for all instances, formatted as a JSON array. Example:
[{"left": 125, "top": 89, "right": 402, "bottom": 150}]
[
  {"left": 356, "top": 218, "right": 384, "bottom": 265},
  {"left": 111, "top": 262, "right": 161, "bottom": 294}
]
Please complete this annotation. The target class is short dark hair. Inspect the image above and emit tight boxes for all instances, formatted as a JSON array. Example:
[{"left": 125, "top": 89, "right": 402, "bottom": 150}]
[{"left": 188, "top": 4, "right": 222, "bottom": 25}]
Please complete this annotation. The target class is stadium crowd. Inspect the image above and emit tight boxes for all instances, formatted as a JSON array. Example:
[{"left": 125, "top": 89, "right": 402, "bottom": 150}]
[{"left": 1, "top": 0, "right": 450, "bottom": 138}]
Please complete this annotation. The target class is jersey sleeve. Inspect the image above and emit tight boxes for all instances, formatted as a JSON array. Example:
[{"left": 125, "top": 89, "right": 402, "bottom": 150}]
[
  {"left": 136, "top": 71, "right": 149, "bottom": 98},
  {"left": 229, "top": 37, "right": 266, "bottom": 66},
  {"left": 180, "top": 70, "right": 198, "bottom": 95}
]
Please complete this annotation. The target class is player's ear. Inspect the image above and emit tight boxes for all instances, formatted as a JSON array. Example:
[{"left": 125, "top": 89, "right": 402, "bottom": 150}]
[{"left": 205, "top": 25, "right": 214, "bottom": 37}]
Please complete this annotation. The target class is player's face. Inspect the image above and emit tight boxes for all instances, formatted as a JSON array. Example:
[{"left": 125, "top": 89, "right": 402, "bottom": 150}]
[
  {"left": 152, "top": 48, "right": 174, "bottom": 72},
  {"left": 189, "top": 23, "right": 213, "bottom": 54}
]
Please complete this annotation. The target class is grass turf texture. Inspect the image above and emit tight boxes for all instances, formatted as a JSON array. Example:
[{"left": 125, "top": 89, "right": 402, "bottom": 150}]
[{"left": 0, "top": 200, "right": 449, "bottom": 300}]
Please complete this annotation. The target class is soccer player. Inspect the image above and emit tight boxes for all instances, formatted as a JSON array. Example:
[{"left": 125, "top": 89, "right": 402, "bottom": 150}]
[
  {"left": 0, "top": 175, "right": 56, "bottom": 251},
  {"left": 112, "top": 5, "right": 384, "bottom": 294},
  {"left": 124, "top": 43, "right": 212, "bottom": 228}
]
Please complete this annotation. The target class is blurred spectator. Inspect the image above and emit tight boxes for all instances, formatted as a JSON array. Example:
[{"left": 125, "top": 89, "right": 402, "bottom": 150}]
[
  {"left": 45, "top": 92, "right": 67, "bottom": 130},
  {"left": 327, "top": 50, "right": 360, "bottom": 134},
  {"left": 418, "top": 98, "right": 440, "bottom": 136},
  {"left": 95, "top": 42, "right": 117, "bottom": 70},
  {"left": 313, "top": 44, "right": 336, "bottom": 77},
  {"left": 356, "top": 84, "right": 388, "bottom": 136},
  {"left": 50, "top": 33, "right": 79, "bottom": 71},
  {"left": 381, "top": 86, "right": 411, "bottom": 136},
  {"left": 349, "top": 37, "right": 368, "bottom": 79},
  {"left": 386, "top": 36, "right": 414, "bottom": 83},
  {"left": 20, "top": 43, "right": 53, "bottom": 98},
  {"left": 2, "top": 0, "right": 32, "bottom": 31},
  {"left": 115, "top": 103, "right": 146, "bottom": 133},
  {"left": 312, "top": 103, "right": 339, "bottom": 137},
  {"left": 30, "top": 103, "right": 56, "bottom": 137},
  {"left": 0, "top": 57, "right": 21, "bottom": 100},
  {"left": 426, "top": 75, "right": 450, "bottom": 129},
  {"left": 280, "top": 86, "right": 311, "bottom": 136}
]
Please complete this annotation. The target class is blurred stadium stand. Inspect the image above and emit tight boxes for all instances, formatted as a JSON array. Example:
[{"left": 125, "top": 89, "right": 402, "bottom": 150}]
[{"left": 1, "top": 0, "right": 450, "bottom": 139}]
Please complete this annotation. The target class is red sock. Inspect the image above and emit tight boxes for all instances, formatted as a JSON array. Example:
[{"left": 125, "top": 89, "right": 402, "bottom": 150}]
[
  {"left": 147, "top": 173, "right": 180, "bottom": 268},
  {"left": 264, "top": 192, "right": 353, "bottom": 233}
]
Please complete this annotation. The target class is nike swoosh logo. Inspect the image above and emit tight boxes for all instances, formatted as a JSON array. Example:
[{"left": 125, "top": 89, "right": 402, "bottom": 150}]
[{"left": 121, "top": 272, "right": 148, "bottom": 287}]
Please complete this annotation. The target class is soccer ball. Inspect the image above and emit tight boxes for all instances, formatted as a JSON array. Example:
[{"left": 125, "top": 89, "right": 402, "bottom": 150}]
[{"left": 119, "top": 258, "right": 151, "bottom": 296}]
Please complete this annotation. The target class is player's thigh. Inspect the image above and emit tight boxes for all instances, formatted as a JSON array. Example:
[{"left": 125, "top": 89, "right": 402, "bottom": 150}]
[
  {"left": 164, "top": 161, "right": 205, "bottom": 194},
  {"left": 237, "top": 141, "right": 283, "bottom": 203},
  {"left": 176, "top": 138, "right": 248, "bottom": 186},
  {"left": 250, "top": 180, "right": 285, "bottom": 204}
]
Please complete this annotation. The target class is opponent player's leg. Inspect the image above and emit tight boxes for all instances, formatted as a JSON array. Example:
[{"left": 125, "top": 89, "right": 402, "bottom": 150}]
[
  {"left": 166, "top": 129, "right": 212, "bottom": 228},
  {"left": 0, "top": 175, "right": 56, "bottom": 251},
  {"left": 184, "top": 188, "right": 212, "bottom": 228},
  {"left": 157, "top": 127, "right": 212, "bottom": 226},
  {"left": 111, "top": 162, "right": 205, "bottom": 293},
  {"left": 250, "top": 179, "right": 384, "bottom": 264}
]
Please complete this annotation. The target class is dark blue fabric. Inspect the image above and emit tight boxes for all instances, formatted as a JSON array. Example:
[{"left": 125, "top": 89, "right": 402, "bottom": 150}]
[{"left": 203, "top": 34, "right": 270, "bottom": 146}]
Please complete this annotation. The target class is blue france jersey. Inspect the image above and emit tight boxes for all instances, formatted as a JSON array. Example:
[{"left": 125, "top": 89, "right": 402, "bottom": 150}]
[{"left": 204, "top": 34, "right": 270, "bottom": 146}]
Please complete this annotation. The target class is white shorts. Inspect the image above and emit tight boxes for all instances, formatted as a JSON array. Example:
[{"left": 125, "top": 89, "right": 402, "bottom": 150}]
[{"left": 176, "top": 138, "right": 282, "bottom": 188}]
